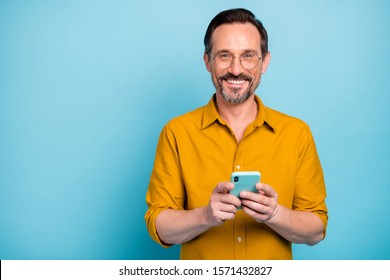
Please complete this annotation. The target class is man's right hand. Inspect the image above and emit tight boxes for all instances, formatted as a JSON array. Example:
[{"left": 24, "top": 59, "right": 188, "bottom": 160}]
[
  {"left": 205, "top": 182, "right": 242, "bottom": 226},
  {"left": 155, "top": 182, "right": 241, "bottom": 245}
]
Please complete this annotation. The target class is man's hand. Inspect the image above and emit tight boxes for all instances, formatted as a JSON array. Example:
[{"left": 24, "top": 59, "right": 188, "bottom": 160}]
[
  {"left": 239, "top": 183, "right": 279, "bottom": 222},
  {"left": 239, "top": 182, "right": 325, "bottom": 245},
  {"left": 205, "top": 182, "right": 242, "bottom": 226},
  {"left": 155, "top": 182, "right": 242, "bottom": 245}
]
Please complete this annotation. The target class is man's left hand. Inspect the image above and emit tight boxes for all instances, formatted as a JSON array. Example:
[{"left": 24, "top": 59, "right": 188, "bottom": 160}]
[{"left": 240, "top": 183, "right": 279, "bottom": 222}]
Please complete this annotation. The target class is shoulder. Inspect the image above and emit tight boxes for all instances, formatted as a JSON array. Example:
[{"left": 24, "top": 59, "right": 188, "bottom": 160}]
[
  {"left": 264, "top": 106, "right": 316, "bottom": 145},
  {"left": 264, "top": 106, "right": 318, "bottom": 154},
  {"left": 264, "top": 106, "right": 310, "bottom": 132},
  {"left": 164, "top": 105, "right": 205, "bottom": 133}
]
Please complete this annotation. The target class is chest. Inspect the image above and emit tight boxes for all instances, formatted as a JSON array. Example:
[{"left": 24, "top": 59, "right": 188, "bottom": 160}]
[{"left": 177, "top": 125, "right": 298, "bottom": 208}]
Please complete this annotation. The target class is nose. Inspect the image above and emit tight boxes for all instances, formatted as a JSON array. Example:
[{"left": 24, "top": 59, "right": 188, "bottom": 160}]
[{"left": 229, "top": 56, "right": 244, "bottom": 76}]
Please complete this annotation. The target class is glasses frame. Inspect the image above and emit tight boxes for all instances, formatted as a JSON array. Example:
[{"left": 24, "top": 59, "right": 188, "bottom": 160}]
[{"left": 210, "top": 51, "right": 264, "bottom": 70}]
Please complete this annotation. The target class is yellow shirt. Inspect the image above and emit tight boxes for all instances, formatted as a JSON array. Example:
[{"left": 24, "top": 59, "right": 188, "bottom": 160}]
[{"left": 145, "top": 94, "right": 328, "bottom": 259}]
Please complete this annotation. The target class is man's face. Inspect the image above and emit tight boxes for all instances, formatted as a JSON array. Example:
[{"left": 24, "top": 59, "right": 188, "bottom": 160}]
[{"left": 204, "top": 23, "right": 270, "bottom": 104}]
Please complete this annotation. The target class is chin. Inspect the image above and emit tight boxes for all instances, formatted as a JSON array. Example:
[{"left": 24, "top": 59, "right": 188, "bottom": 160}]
[{"left": 220, "top": 90, "right": 253, "bottom": 104}]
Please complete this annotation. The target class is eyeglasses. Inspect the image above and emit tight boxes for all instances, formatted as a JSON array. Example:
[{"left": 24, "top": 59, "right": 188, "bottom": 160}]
[{"left": 210, "top": 52, "right": 263, "bottom": 70}]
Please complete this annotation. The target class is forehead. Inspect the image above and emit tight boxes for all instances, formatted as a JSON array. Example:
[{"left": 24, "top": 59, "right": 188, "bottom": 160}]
[{"left": 211, "top": 23, "right": 261, "bottom": 53}]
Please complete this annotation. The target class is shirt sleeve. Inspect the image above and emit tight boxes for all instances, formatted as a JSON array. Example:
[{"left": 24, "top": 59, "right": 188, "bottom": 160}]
[
  {"left": 293, "top": 125, "right": 328, "bottom": 234},
  {"left": 144, "top": 124, "right": 186, "bottom": 247}
]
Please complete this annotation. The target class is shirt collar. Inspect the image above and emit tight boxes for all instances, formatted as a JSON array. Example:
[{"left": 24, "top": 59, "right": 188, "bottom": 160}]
[{"left": 202, "top": 94, "right": 276, "bottom": 131}]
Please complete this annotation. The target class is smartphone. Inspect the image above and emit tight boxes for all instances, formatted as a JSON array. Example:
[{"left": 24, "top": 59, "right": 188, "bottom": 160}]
[{"left": 230, "top": 171, "right": 261, "bottom": 197}]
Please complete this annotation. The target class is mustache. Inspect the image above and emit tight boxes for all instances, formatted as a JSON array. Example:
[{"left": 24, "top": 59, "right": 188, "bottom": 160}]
[{"left": 218, "top": 73, "right": 252, "bottom": 81}]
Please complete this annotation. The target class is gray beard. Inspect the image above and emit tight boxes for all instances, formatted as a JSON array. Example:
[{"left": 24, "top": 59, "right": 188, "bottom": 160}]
[
  {"left": 214, "top": 73, "right": 258, "bottom": 104},
  {"left": 219, "top": 88, "right": 253, "bottom": 104}
]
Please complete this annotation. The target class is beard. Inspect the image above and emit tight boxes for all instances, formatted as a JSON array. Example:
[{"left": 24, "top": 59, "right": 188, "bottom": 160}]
[
  {"left": 220, "top": 87, "right": 252, "bottom": 104},
  {"left": 213, "top": 73, "right": 258, "bottom": 104}
]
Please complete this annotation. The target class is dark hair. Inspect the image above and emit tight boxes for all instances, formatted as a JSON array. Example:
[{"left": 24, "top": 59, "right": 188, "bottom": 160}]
[{"left": 204, "top": 8, "right": 268, "bottom": 56}]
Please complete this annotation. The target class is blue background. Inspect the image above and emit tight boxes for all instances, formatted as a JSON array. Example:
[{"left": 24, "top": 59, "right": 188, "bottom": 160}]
[{"left": 1, "top": 0, "right": 389, "bottom": 260}]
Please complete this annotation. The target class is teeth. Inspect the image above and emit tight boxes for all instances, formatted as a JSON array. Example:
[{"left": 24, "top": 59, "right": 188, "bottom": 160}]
[{"left": 227, "top": 79, "right": 246, "bottom": 84}]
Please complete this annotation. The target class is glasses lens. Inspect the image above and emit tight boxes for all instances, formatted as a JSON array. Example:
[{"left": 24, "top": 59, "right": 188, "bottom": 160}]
[
  {"left": 214, "top": 54, "right": 232, "bottom": 69},
  {"left": 214, "top": 53, "right": 260, "bottom": 70},
  {"left": 241, "top": 61, "right": 257, "bottom": 69},
  {"left": 241, "top": 54, "right": 260, "bottom": 69}
]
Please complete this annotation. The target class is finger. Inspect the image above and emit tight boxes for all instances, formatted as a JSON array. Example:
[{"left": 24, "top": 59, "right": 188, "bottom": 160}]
[
  {"left": 241, "top": 198, "right": 270, "bottom": 214},
  {"left": 208, "top": 202, "right": 237, "bottom": 224},
  {"left": 212, "top": 192, "right": 242, "bottom": 208},
  {"left": 214, "top": 182, "right": 234, "bottom": 194},
  {"left": 241, "top": 200, "right": 276, "bottom": 222},
  {"left": 256, "top": 183, "right": 277, "bottom": 198},
  {"left": 241, "top": 190, "right": 278, "bottom": 214},
  {"left": 256, "top": 183, "right": 265, "bottom": 195},
  {"left": 241, "top": 204, "right": 269, "bottom": 222},
  {"left": 219, "top": 203, "right": 239, "bottom": 215},
  {"left": 215, "top": 211, "right": 236, "bottom": 222}
]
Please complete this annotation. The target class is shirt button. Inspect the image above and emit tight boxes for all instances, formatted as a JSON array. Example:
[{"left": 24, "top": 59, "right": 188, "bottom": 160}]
[
  {"left": 237, "top": 237, "right": 242, "bottom": 242},
  {"left": 236, "top": 165, "right": 241, "bottom": 170}
]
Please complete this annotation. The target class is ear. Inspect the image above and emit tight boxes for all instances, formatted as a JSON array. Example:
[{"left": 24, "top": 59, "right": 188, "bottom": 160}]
[
  {"left": 204, "top": 53, "right": 212, "bottom": 73},
  {"left": 261, "top": 52, "right": 271, "bottom": 74}
]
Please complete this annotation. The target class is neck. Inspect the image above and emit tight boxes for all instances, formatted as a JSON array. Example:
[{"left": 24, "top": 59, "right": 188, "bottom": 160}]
[{"left": 215, "top": 93, "right": 258, "bottom": 141}]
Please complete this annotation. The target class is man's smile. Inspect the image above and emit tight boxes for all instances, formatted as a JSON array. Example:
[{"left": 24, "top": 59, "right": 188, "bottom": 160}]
[
  {"left": 225, "top": 78, "right": 247, "bottom": 85},
  {"left": 219, "top": 74, "right": 252, "bottom": 88}
]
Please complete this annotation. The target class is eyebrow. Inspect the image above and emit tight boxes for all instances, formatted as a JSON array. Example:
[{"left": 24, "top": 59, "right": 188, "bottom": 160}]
[{"left": 215, "top": 48, "right": 260, "bottom": 55}]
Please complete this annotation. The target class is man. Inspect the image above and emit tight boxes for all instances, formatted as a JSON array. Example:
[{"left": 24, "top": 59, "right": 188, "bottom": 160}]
[{"left": 145, "top": 8, "right": 328, "bottom": 259}]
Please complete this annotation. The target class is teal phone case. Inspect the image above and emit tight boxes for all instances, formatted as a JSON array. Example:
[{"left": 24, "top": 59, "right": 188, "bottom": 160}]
[{"left": 230, "top": 171, "right": 261, "bottom": 197}]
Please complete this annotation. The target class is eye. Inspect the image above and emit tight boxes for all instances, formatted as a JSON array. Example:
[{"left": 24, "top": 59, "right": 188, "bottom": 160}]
[
  {"left": 217, "top": 53, "right": 232, "bottom": 60},
  {"left": 242, "top": 53, "right": 257, "bottom": 60}
]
